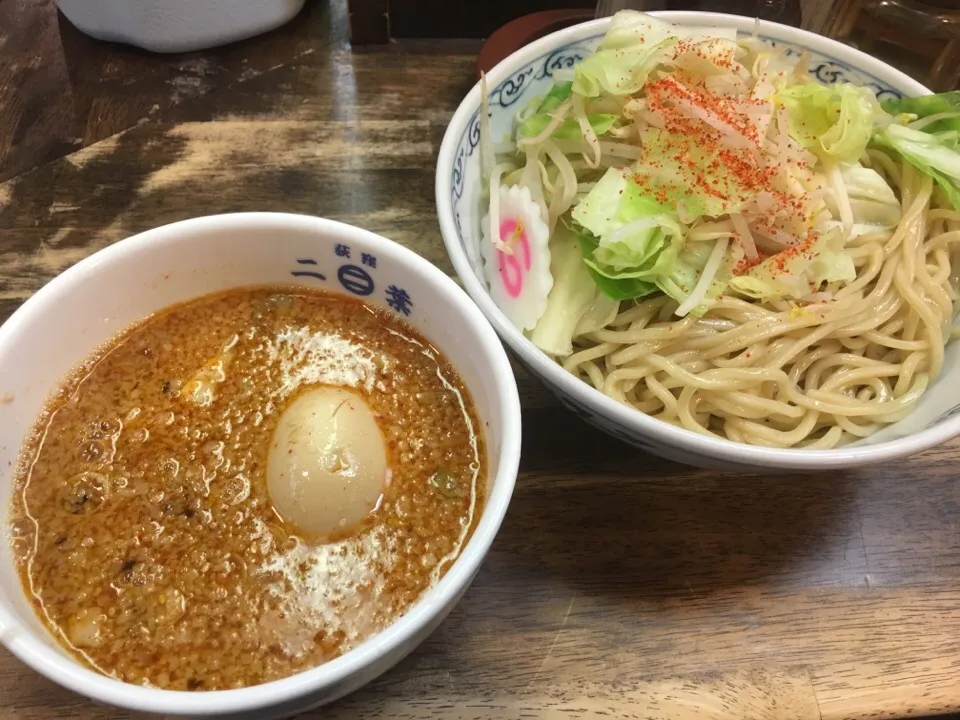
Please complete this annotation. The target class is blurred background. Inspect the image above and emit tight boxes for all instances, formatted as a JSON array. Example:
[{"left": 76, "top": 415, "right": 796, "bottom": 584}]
[{"left": 347, "top": 0, "right": 960, "bottom": 90}]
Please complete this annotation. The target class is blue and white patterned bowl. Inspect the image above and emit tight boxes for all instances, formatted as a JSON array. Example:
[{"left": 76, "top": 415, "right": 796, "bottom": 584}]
[{"left": 435, "top": 11, "right": 960, "bottom": 471}]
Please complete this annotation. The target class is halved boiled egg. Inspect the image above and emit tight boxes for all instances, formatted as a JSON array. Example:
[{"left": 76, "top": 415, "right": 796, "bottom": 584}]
[{"left": 267, "top": 386, "right": 388, "bottom": 537}]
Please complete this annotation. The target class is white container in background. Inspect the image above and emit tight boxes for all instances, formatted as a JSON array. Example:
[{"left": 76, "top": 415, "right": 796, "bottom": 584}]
[{"left": 55, "top": 0, "right": 308, "bottom": 53}]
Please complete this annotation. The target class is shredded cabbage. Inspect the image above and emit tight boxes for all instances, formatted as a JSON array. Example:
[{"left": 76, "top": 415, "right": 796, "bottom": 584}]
[
  {"left": 873, "top": 123, "right": 960, "bottom": 211},
  {"left": 634, "top": 126, "right": 755, "bottom": 217},
  {"left": 599, "top": 10, "right": 736, "bottom": 50},
  {"left": 519, "top": 113, "right": 618, "bottom": 141},
  {"left": 573, "top": 228, "right": 659, "bottom": 301},
  {"left": 572, "top": 40, "right": 675, "bottom": 98},
  {"left": 778, "top": 82, "right": 878, "bottom": 163},
  {"left": 659, "top": 237, "right": 744, "bottom": 317},
  {"left": 538, "top": 82, "right": 574, "bottom": 112},
  {"left": 476, "top": 9, "right": 960, "bottom": 354},
  {"left": 529, "top": 225, "right": 619, "bottom": 356},
  {"left": 826, "top": 165, "right": 901, "bottom": 227},
  {"left": 572, "top": 12, "right": 736, "bottom": 98},
  {"left": 882, "top": 91, "right": 960, "bottom": 133},
  {"left": 730, "top": 227, "right": 855, "bottom": 301},
  {"left": 571, "top": 167, "right": 686, "bottom": 293}
]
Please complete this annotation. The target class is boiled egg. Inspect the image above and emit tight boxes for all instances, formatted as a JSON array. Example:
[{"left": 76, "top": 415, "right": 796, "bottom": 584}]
[{"left": 267, "top": 386, "right": 388, "bottom": 537}]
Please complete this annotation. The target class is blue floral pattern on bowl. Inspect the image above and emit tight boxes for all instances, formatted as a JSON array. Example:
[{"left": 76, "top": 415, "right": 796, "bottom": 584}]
[
  {"left": 439, "top": 20, "right": 960, "bottom": 467},
  {"left": 449, "top": 32, "right": 903, "bottom": 270}
]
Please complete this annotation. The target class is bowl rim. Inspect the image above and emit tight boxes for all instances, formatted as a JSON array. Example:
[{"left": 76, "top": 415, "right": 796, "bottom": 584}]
[
  {"left": 435, "top": 10, "right": 960, "bottom": 469},
  {"left": 0, "top": 212, "right": 522, "bottom": 714}
]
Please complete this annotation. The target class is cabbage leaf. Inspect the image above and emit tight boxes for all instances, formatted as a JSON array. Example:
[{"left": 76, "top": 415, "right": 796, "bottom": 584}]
[
  {"left": 822, "top": 165, "right": 901, "bottom": 227},
  {"left": 881, "top": 91, "right": 960, "bottom": 133},
  {"left": 779, "top": 82, "right": 878, "bottom": 163},
  {"left": 572, "top": 167, "right": 686, "bottom": 292},
  {"left": 529, "top": 225, "right": 620, "bottom": 356},
  {"left": 633, "top": 127, "right": 754, "bottom": 217},
  {"left": 572, "top": 41, "right": 674, "bottom": 98},
  {"left": 572, "top": 11, "right": 737, "bottom": 98},
  {"left": 657, "top": 239, "right": 744, "bottom": 317},
  {"left": 873, "top": 122, "right": 960, "bottom": 211},
  {"left": 538, "top": 82, "right": 573, "bottom": 112},
  {"left": 518, "top": 112, "right": 618, "bottom": 141},
  {"left": 729, "top": 227, "right": 855, "bottom": 301}
]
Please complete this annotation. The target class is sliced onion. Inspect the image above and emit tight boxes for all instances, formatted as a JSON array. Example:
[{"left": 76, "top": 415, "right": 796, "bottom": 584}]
[
  {"left": 825, "top": 161, "right": 854, "bottom": 236},
  {"left": 688, "top": 219, "right": 734, "bottom": 242},
  {"left": 730, "top": 212, "right": 758, "bottom": 259}
]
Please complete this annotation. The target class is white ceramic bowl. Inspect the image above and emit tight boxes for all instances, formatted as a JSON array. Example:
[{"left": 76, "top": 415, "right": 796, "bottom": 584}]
[
  {"left": 0, "top": 213, "right": 521, "bottom": 718},
  {"left": 436, "top": 10, "right": 960, "bottom": 472},
  {"left": 55, "top": 0, "right": 307, "bottom": 53}
]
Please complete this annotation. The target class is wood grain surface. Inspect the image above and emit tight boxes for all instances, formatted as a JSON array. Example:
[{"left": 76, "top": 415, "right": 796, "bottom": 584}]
[{"left": 2, "top": 1, "right": 960, "bottom": 719}]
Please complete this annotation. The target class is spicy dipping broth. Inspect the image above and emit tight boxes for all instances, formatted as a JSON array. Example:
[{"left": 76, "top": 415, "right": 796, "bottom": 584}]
[{"left": 7, "top": 285, "right": 485, "bottom": 691}]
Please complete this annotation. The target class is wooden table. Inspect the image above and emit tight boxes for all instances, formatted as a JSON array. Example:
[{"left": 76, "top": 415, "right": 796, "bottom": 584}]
[{"left": 2, "top": 1, "right": 960, "bottom": 719}]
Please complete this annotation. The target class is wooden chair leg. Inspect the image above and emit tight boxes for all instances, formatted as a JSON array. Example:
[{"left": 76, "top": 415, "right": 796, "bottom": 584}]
[
  {"left": 832, "top": 0, "right": 864, "bottom": 39},
  {"left": 930, "top": 38, "right": 960, "bottom": 92},
  {"left": 348, "top": 0, "right": 390, "bottom": 45}
]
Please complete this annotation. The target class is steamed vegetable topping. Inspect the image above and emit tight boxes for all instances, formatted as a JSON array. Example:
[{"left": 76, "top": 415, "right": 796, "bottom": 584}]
[{"left": 479, "top": 10, "right": 960, "bottom": 357}]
